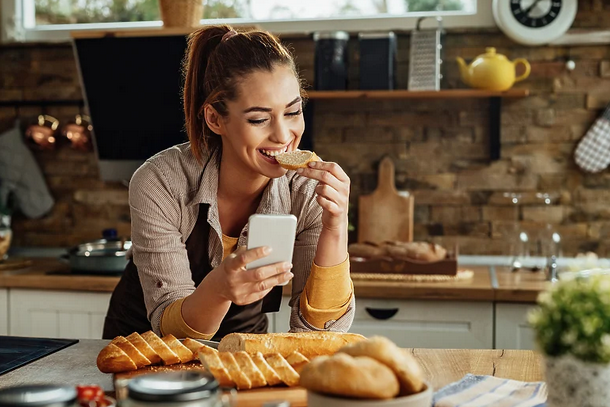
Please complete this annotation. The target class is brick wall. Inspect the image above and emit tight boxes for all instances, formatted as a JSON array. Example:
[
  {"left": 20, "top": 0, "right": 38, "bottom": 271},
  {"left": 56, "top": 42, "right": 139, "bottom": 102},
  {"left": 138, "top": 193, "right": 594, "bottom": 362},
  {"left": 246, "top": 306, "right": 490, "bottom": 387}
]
[{"left": 1, "top": 0, "right": 610, "bottom": 256}]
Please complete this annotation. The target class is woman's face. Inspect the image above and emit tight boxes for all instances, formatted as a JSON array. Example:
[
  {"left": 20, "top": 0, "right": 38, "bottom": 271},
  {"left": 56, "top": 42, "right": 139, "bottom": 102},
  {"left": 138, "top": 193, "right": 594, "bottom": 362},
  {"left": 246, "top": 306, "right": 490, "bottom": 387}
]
[{"left": 218, "top": 65, "right": 304, "bottom": 179}]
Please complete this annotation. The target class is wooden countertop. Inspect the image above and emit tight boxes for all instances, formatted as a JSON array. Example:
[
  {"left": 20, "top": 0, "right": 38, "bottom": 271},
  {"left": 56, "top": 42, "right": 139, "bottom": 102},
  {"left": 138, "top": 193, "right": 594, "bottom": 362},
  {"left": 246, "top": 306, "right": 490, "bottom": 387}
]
[
  {"left": 0, "top": 339, "right": 543, "bottom": 406},
  {"left": 0, "top": 259, "right": 550, "bottom": 303}
]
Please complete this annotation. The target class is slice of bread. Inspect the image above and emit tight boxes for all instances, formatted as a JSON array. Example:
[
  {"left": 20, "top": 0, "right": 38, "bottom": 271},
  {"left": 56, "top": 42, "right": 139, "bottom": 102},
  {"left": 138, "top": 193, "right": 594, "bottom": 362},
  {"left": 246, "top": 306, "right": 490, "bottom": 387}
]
[
  {"left": 275, "top": 150, "right": 319, "bottom": 170},
  {"left": 198, "top": 347, "right": 235, "bottom": 387},
  {"left": 233, "top": 351, "right": 267, "bottom": 388},
  {"left": 111, "top": 336, "right": 151, "bottom": 369},
  {"left": 285, "top": 350, "right": 309, "bottom": 374},
  {"left": 141, "top": 331, "right": 180, "bottom": 365},
  {"left": 264, "top": 353, "right": 300, "bottom": 387},
  {"left": 126, "top": 332, "right": 161, "bottom": 365},
  {"left": 251, "top": 352, "right": 282, "bottom": 387},
  {"left": 162, "top": 334, "right": 195, "bottom": 363},
  {"left": 96, "top": 343, "right": 138, "bottom": 373},
  {"left": 182, "top": 338, "right": 205, "bottom": 355},
  {"left": 218, "top": 352, "right": 252, "bottom": 390}
]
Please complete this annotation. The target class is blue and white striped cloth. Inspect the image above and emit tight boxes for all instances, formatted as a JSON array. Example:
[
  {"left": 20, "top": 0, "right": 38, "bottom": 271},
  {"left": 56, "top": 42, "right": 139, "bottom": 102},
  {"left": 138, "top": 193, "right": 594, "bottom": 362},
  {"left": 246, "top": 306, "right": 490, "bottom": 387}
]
[{"left": 433, "top": 374, "right": 547, "bottom": 407}]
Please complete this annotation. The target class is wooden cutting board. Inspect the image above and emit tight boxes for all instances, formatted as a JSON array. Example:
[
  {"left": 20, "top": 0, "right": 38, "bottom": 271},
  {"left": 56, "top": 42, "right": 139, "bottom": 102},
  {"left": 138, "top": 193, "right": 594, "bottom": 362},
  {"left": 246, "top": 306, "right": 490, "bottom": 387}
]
[
  {"left": 113, "top": 363, "right": 307, "bottom": 407},
  {"left": 358, "top": 156, "right": 414, "bottom": 244}
]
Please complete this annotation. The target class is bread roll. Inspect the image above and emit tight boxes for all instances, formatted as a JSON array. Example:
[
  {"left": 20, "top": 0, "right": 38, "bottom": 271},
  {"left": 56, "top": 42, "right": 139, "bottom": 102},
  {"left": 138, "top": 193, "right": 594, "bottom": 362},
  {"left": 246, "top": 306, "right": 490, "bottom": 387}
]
[
  {"left": 382, "top": 241, "right": 447, "bottom": 262},
  {"left": 300, "top": 353, "right": 399, "bottom": 399},
  {"left": 218, "top": 332, "right": 366, "bottom": 359},
  {"left": 338, "top": 336, "right": 424, "bottom": 395}
]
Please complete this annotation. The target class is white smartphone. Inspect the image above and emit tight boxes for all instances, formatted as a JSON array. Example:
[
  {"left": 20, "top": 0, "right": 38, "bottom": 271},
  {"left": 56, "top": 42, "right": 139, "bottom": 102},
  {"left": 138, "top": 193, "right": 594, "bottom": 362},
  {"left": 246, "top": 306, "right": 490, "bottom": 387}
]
[{"left": 246, "top": 214, "right": 297, "bottom": 285}]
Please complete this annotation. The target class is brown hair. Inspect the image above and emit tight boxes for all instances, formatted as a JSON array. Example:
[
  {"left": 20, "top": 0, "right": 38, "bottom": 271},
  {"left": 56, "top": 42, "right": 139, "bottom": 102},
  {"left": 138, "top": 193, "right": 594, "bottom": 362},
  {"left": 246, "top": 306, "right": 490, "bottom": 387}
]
[{"left": 183, "top": 25, "right": 304, "bottom": 162}]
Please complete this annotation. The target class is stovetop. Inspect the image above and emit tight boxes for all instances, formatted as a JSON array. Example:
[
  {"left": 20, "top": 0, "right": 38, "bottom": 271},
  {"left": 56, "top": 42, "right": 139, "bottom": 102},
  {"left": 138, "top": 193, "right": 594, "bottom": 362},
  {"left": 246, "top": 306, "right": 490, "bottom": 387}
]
[{"left": 0, "top": 336, "right": 79, "bottom": 376}]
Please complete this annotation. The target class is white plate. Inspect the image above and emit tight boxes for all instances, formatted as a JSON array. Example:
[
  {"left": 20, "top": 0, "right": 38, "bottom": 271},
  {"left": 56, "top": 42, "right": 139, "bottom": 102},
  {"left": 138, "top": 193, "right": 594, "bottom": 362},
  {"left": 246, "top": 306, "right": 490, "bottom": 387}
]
[{"left": 307, "top": 382, "right": 432, "bottom": 407}]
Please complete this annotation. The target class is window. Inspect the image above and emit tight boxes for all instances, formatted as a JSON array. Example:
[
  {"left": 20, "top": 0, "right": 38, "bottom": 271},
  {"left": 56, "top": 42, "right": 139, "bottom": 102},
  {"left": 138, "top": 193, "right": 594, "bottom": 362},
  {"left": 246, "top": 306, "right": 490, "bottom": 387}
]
[{"left": 1, "top": 0, "right": 494, "bottom": 43}]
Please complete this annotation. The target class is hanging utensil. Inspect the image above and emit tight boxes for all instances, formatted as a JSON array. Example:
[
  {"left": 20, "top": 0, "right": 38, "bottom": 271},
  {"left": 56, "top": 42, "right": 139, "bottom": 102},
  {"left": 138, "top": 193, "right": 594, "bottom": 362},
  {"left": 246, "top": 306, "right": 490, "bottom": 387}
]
[{"left": 25, "top": 115, "right": 59, "bottom": 150}]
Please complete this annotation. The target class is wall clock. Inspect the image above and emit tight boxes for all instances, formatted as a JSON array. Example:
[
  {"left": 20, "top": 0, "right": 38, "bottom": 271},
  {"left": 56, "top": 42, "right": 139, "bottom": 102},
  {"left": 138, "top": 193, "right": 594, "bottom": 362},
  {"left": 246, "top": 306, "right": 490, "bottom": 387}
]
[{"left": 492, "top": 0, "right": 578, "bottom": 46}]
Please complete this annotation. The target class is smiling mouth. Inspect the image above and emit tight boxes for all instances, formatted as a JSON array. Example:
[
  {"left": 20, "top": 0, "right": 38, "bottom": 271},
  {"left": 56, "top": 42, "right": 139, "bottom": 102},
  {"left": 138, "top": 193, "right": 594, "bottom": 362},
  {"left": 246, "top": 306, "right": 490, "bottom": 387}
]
[{"left": 257, "top": 146, "right": 289, "bottom": 164}]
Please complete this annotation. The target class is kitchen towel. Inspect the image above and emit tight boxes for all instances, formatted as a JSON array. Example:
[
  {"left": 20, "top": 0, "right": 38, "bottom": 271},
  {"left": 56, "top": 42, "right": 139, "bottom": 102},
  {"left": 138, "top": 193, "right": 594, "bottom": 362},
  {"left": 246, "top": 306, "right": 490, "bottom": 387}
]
[
  {"left": 0, "top": 123, "right": 54, "bottom": 218},
  {"left": 433, "top": 374, "right": 547, "bottom": 407},
  {"left": 574, "top": 102, "right": 610, "bottom": 173}
]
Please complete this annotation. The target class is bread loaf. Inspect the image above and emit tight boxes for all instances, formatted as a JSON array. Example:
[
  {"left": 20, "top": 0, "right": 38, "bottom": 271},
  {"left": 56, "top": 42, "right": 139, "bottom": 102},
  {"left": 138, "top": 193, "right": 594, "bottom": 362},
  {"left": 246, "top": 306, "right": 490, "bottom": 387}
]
[
  {"left": 300, "top": 353, "right": 400, "bottom": 399},
  {"left": 97, "top": 330, "right": 313, "bottom": 389},
  {"left": 218, "top": 332, "right": 366, "bottom": 359}
]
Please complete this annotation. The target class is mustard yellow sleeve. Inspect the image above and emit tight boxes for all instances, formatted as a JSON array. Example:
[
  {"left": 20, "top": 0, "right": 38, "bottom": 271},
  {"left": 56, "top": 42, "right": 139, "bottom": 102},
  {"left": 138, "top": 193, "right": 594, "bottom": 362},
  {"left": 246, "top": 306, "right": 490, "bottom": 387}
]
[
  {"left": 160, "top": 297, "right": 217, "bottom": 340},
  {"left": 300, "top": 257, "right": 353, "bottom": 329}
]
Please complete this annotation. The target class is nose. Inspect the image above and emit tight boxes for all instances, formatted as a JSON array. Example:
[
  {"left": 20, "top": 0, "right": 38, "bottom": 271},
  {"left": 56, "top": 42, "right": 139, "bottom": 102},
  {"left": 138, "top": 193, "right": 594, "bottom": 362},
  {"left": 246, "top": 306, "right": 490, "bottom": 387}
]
[{"left": 270, "top": 117, "right": 292, "bottom": 145}]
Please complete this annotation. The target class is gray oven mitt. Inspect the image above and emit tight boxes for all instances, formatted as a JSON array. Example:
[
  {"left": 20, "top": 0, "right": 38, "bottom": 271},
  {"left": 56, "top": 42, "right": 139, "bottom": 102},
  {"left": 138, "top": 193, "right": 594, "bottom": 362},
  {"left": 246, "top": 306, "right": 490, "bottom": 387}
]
[{"left": 0, "top": 123, "right": 54, "bottom": 218}]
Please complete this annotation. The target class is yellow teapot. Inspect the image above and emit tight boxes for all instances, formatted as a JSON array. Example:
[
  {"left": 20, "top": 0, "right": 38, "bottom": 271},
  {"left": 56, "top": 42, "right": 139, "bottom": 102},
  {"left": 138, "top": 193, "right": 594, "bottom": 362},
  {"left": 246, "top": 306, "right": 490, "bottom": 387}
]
[{"left": 456, "top": 47, "right": 530, "bottom": 91}]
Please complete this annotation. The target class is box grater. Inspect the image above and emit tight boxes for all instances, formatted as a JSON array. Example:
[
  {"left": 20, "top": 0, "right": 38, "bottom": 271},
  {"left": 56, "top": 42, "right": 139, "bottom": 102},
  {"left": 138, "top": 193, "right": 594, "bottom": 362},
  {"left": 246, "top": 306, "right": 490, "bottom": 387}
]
[{"left": 408, "top": 17, "right": 443, "bottom": 91}]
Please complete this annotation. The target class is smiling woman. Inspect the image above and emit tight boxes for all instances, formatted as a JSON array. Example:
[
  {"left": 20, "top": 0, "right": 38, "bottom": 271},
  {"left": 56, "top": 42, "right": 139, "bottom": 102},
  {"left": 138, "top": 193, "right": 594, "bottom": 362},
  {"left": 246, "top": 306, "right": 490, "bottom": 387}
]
[{"left": 102, "top": 25, "right": 355, "bottom": 342}]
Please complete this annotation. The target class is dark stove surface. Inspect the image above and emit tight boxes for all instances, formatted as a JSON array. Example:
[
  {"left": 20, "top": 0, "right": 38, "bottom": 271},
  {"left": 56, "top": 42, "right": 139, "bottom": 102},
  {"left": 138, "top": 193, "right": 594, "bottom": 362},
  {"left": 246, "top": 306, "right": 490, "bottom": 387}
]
[{"left": 0, "top": 336, "right": 79, "bottom": 376}]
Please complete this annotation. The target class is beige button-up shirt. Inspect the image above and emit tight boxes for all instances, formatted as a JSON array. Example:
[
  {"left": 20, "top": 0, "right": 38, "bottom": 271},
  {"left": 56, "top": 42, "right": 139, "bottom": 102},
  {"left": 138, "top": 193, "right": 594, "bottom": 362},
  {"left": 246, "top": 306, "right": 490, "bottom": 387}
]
[{"left": 128, "top": 143, "right": 355, "bottom": 334}]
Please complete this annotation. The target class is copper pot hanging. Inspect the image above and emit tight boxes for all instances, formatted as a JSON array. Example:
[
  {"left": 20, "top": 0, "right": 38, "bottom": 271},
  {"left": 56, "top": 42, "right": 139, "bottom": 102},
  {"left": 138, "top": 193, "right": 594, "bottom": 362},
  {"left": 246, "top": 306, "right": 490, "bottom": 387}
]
[
  {"left": 25, "top": 115, "right": 59, "bottom": 150},
  {"left": 62, "top": 114, "right": 93, "bottom": 151}
]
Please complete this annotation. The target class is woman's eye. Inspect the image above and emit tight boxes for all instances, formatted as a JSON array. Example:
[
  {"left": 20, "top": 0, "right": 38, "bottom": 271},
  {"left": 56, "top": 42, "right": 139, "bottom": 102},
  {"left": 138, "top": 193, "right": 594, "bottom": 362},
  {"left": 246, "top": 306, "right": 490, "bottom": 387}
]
[
  {"left": 248, "top": 118, "right": 267, "bottom": 125},
  {"left": 286, "top": 109, "right": 302, "bottom": 117}
]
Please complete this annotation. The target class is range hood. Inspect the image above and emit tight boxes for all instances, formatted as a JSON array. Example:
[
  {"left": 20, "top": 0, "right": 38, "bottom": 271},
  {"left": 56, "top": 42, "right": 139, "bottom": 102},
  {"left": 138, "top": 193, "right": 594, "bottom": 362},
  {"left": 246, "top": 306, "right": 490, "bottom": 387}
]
[{"left": 73, "top": 34, "right": 190, "bottom": 182}]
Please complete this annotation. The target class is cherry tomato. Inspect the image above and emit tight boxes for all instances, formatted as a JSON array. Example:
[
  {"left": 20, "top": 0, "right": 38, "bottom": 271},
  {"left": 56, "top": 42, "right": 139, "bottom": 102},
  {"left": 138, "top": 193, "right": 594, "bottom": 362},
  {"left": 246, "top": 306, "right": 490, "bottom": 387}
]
[{"left": 76, "top": 385, "right": 106, "bottom": 406}]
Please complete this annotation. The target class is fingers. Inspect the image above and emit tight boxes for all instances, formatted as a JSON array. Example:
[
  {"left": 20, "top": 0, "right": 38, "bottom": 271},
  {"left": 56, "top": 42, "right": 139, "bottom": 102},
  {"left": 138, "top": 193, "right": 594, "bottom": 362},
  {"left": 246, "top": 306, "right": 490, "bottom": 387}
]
[
  {"left": 304, "top": 161, "right": 349, "bottom": 183},
  {"left": 227, "top": 245, "right": 270, "bottom": 271},
  {"left": 244, "top": 261, "right": 293, "bottom": 283},
  {"left": 315, "top": 182, "right": 343, "bottom": 206}
]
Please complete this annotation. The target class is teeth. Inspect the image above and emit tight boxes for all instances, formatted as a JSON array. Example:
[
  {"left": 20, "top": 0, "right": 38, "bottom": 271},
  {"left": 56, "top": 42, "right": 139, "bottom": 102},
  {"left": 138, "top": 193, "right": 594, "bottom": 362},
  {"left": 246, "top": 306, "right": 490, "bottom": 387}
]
[{"left": 260, "top": 147, "right": 287, "bottom": 157}]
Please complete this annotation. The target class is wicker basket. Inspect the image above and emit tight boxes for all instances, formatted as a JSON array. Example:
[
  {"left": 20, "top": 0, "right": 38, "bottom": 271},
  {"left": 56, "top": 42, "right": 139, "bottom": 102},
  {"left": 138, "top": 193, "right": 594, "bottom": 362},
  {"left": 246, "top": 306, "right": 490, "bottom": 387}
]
[{"left": 159, "top": 0, "right": 204, "bottom": 28}]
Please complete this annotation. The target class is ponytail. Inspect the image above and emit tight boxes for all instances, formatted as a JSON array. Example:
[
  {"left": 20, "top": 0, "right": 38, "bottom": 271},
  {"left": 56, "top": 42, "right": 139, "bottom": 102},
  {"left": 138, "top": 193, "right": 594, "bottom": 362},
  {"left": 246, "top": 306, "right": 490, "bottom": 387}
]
[{"left": 182, "top": 25, "right": 300, "bottom": 163}]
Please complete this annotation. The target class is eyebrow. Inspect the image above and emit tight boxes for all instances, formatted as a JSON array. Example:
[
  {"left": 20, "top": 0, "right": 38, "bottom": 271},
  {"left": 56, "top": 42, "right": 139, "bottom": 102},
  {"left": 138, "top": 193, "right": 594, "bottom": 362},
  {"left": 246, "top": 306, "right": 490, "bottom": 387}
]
[{"left": 242, "top": 96, "right": 302, "bottom": 114}]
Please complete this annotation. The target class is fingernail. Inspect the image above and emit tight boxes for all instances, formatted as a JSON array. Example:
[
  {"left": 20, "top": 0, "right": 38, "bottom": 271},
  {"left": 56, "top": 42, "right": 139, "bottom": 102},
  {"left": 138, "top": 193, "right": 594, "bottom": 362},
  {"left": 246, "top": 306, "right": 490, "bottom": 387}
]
[
  {"left": 308, "top": 161, "right": 316, "bottom": 168},
  {"left": 283, "top": 262, "right": 293, "bottom": 270},
  {"left": 286, "top": 272, "right": 294, "bottom": 279},
  {"left": 263, "top": 246, "right": 272, "bottom": 255},
  {"left": 296, "top": 168, "right": 303, "bottom": 173}
]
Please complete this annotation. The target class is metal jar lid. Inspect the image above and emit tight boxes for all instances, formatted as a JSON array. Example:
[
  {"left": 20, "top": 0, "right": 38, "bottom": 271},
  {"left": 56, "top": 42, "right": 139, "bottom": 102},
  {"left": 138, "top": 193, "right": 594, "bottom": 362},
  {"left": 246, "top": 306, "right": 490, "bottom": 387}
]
[
  {"left": 0, "top": 385, "right": 77, "bottom": 407},
  {"left": 127, "top": 371, "right": 219, "bottom": 403}
]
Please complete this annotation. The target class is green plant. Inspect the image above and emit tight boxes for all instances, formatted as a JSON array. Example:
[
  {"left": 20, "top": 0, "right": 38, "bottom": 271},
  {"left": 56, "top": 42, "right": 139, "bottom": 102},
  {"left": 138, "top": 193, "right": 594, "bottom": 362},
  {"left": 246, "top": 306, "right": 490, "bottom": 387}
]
[{"left": 528, "top": 273, "right": 610, "bottom": 363}]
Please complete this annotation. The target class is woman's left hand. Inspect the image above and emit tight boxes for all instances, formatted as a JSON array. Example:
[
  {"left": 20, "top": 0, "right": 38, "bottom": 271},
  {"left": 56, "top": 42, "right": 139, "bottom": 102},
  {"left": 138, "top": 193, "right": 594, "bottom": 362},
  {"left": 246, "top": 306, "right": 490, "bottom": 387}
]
[{"left": 297, "top": 161, "right": 350, "bottom": 232}]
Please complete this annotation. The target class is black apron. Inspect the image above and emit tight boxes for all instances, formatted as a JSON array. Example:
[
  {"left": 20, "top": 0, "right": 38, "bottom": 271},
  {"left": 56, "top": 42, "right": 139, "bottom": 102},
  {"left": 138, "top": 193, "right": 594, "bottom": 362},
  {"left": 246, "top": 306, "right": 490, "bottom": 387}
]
[{"left": 103, "top": 204, "right": 283, "bottom": 340}]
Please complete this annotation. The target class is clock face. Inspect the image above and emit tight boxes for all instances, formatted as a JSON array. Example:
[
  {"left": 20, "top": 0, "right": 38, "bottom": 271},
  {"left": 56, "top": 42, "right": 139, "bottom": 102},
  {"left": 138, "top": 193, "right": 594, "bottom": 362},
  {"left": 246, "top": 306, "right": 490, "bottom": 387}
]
[
  {"left": 510, "top": 0, "right": 561, "bottom": 28},
  {"left": 493, "top": 0, "right": 577, "bottom": 46}
]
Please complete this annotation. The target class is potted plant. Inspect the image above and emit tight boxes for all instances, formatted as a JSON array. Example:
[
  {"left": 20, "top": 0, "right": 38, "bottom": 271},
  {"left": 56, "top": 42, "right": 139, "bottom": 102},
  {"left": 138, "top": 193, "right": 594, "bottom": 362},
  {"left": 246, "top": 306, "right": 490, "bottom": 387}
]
[
  {"left": 528, "top": 272, "right": 610, "bottom": 407},
  {"left": 159, "top": 0, "right": 204, "bottom": 28}
]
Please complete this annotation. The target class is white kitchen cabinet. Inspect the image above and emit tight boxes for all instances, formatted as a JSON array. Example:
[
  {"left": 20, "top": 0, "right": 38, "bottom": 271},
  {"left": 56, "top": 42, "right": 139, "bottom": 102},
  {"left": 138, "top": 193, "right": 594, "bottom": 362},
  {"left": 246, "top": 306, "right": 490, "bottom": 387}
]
[
  {"left": 494, "top": 303, "right": 536, "bottom": 350},
  {"left": 350, "top": 299, "right": 494, "bottom": 349},
  {"left": 9, "top": 289, "right": 112, "bottom": 339},
  {"left": 0, "top": 288, "right": 8, "bottom": 335},
  {"left": 273, "top": 296, "right": 292, "bottom": 333}
]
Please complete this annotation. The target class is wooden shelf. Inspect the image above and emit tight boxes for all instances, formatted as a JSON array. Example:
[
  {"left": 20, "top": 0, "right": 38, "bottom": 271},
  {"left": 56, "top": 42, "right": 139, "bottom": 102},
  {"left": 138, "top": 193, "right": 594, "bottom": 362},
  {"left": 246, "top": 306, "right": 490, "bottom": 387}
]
[{"left": 306, "top": 89, "right": 530, "bottom": 100}]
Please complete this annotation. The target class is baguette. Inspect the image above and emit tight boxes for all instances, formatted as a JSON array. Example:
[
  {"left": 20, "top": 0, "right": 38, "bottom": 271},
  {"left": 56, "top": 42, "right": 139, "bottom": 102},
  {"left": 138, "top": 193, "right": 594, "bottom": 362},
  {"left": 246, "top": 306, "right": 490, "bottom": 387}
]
[
  {"left": 219, "top": 352, "right": 252, "bottom": 390},
  {"left": 251, "top": 352, "right": 282, "bottom": 386},
  {"left": 182, "top": 338, "right": 206, "bottom": 355},
  {"left": 96, "top": 343, "right": 138, "bottom": 373},
  {"left": 233, "top": 351, "right": 267, "bottom": 388},
  {"left": 197, "top": 347, "right": 236, "bottom": 387},
  {"left": 162, "top": 334, "right": 195, "bottom": 363},
  {"left": 285, "top": 351, "right": 309, "bottom": 374},
  {"left": 265, "top": 353, "right": 300, "bottom": 387},
  {"left": 141, "top": 331, "right": 181, "bottom": 365},
  {"left": 218, "top": 332, "right": 366, "bottom": 359},
  {"left": 110, "top": 336, "right": 150, "bottom": 369},
  {"left": 275, "top": 150, "right": 319, "bottom": 170},
  {"left": 126, "top": 332, "right": 161, "bottom": 365}
]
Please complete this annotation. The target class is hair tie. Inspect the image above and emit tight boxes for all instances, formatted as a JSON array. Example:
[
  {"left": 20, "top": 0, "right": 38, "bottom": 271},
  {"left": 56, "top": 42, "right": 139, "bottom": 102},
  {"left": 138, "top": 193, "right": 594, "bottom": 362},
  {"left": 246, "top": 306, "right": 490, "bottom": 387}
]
[{"left": 221, "top": 30, "right": 238, "bottom": 42}]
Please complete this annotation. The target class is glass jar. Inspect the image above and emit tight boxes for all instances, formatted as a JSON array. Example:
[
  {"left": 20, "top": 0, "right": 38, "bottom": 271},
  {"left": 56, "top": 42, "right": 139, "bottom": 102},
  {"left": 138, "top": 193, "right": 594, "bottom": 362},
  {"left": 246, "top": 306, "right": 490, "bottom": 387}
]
[
  {"left": 0, "top": 214, "right": 11, "bottom": 261},
  {"left": 0, "top": 384, "right": 77, "bottom": 407},
  {"left": 123, "top": 371, "right": 235, "bottom": 407},
  {"left": 502, "top": 193, "right": 529, "bottom": 271}
]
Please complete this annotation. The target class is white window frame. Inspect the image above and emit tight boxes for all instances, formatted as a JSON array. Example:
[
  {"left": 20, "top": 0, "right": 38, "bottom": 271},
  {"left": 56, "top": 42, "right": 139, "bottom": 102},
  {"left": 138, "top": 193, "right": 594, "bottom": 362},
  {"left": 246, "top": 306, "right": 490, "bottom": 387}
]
[{"left": 2, "top": 0, "right": 495, "bottom": 43}]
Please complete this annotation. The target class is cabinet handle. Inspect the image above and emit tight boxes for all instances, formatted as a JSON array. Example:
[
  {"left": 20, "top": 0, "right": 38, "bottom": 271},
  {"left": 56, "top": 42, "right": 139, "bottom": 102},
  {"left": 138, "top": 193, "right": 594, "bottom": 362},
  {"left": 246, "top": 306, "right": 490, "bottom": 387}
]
[{"left": 365, "top": 307, "right": 399, "bottom": 320}]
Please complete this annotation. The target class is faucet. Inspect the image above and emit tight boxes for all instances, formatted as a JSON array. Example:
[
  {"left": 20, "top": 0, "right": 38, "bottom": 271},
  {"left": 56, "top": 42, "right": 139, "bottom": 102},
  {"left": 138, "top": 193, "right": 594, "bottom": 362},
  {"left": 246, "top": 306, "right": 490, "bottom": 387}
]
[{"left": 545, "top": 255, "right": 558, "bottom": 282}]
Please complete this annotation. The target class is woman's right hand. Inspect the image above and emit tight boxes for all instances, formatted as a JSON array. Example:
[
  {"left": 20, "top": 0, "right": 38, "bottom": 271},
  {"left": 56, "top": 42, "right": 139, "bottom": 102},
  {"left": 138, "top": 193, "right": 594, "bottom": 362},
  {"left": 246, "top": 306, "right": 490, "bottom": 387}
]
[{"left": 211, "top": 246, "right": 293, "bottom": 306}]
